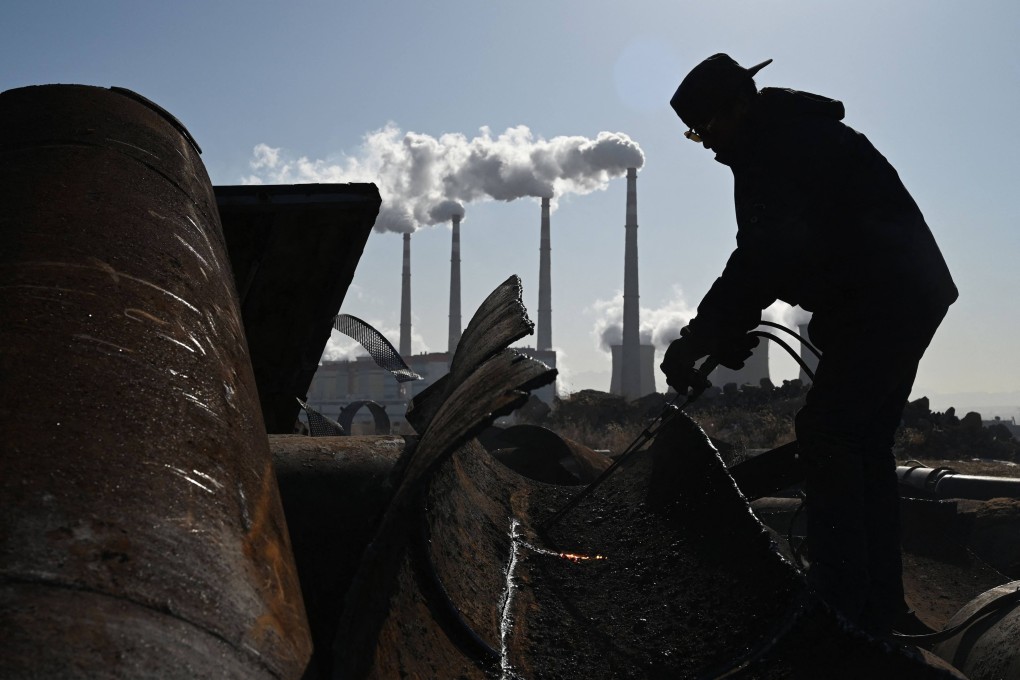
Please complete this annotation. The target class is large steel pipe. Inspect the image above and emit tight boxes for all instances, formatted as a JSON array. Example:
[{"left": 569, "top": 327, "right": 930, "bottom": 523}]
[
  {"left": 271, "top": 433, "right": 413, "bottom": 678},
  {"left": 897, "top": 465, "right": 1020, "bottom": 501},
  {"left": 934, "top": 580, "right": 1020, "bottom": 680},
  {"left": 0, "top": 85, "right": 311, "bottom": 678}
]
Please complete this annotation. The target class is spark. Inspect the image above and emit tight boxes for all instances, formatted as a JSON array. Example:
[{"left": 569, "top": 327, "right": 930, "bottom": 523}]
[
  {"left": 499, "top": 518, "right": 523, "bottom": 680},
  {"left": 520, "top": 540, "right": 606, "bottom": 563}
]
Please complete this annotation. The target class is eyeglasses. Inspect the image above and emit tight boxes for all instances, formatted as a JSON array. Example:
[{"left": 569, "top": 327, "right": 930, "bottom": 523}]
[{"left": 684, "top": 118, "right": 715, "bottom": 143}]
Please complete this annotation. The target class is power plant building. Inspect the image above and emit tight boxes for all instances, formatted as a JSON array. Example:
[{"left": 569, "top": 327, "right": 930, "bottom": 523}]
[
  {"left": 306, "top": 202, "right": 560, "bottom": 432},
  {"left": 306, "top": 347, "right": 556, "bottom": 434},
  {"left": 306, "top": 352, "right": 447, "bottom": 434}
]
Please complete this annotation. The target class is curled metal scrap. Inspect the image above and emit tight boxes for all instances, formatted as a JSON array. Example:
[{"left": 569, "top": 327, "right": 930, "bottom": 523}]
[
  {"left": 395, "top": 275, "right": 552, "bottom": 501},
  {"left": 395, "top": 349, "right": 556, "bottom": 508},
  {"left": 406, "top": 274, "right": 535, "bottom": 434},
  {"left": 333, "top": 275, "right": 555, "bottom": 678},
  {"left": 296, "top": 398, "right": 346, "bottom": 437},
  {"left": 333, "top": 314, "right": 421, "bottom": 382},
  {"left": 933, "top": 580, "right": 1020, "bottom": 679},
  {"left": 449, "top": 275, "right": 535, "bottom": 386}
]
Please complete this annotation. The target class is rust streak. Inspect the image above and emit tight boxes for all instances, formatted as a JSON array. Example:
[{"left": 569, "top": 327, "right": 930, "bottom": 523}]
[{"left": 242, "top": 461, "right": 305, "bottom": 651}]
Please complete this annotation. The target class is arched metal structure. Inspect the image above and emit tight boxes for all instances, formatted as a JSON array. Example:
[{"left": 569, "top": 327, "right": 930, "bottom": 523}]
[{"left": 339, "top": 400, "right": 391, "bottom": 435}]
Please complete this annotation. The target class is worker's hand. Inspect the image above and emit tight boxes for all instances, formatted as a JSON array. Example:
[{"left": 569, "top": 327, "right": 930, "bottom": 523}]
[
  {"left": 660, "top": 328, "right": 708, "bottom": 394},
  {"left": 716, "top": 333, "right": 760, "bottom": 370}
]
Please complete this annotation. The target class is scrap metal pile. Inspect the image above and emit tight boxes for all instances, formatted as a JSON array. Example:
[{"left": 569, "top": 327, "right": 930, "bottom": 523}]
[
  {"left": 4, "top": 84, "right": 1018, "bottom": 680},
  {"left": 313, "top": 276, "right": 965, "bottom": 680}
]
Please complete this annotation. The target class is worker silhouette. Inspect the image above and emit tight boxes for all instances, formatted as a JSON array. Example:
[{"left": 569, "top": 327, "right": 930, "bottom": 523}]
[{"left": 661, "top": 54, "right": 957, "bottom": 638}]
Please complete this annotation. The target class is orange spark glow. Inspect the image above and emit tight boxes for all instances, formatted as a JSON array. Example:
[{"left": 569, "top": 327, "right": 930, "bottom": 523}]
[{"left": 558, "top": 552, "right": 607, "bottom": 563}]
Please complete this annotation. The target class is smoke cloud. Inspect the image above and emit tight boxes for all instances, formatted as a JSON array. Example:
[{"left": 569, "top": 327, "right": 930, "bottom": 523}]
[
  {"left": 428, "top": 199, "right": 465, "bottom": 223},
  {"left": 762, "top": 301, "right": 812, "bottom": 329},
  {"left": 592, "top": 287, "right": 697, "bottom": 354},
  {"left": 592, "top": 294, "right": 812, "bottom": 356},
  {"left": 245, "top": 124, "right": 644, "bottom": 233}
]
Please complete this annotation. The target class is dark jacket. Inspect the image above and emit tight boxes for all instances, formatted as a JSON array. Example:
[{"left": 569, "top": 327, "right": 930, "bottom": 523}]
[{"left": 688, "top": 88, "right": 958, "bottom": 351}]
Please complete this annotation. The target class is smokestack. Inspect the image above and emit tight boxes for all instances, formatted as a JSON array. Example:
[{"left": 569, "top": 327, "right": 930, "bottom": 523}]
[
  {"left": 448, "top": 214, "right": 462, "bottom": 355},
  {"left": 537, "top": 197, "right": 552, "bottom": 351},
  {"left": 621, "top": 168, "right": 641, "bottom": 399},
  {"left": 399, "top": 233, "right": 411, "bottom": 358}
]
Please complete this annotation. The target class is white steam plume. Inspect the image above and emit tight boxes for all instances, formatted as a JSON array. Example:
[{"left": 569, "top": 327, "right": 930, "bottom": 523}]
[
  {"left": 592, "top": 294, "right": 812, "bottom": 356},
  {"left": 591, "top": 287, "right": 697, "bottom": 354},
  {"left": 244, "top": 124, "right": 644, "bottom": 234},
  {"left": 763, "top": 301, "right": 812, "bottom": 329}
]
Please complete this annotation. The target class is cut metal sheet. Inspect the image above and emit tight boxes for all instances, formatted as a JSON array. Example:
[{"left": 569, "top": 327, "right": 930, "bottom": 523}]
[{"left": 215, "top": 183, "right": 380, "bottom": 433}]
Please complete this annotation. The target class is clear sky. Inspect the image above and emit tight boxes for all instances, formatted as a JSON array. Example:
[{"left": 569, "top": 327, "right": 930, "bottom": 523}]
[{"left": 4, "top": 1, "right": 1019, "bottom": 415}]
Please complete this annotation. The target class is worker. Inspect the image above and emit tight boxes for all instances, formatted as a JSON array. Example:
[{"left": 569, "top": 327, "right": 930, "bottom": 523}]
[{"left": 661, "top": 54, "right": 958, "bottom": 638}]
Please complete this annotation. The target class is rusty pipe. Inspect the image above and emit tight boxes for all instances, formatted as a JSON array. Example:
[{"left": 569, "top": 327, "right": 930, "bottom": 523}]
[
  {"left": 0, "top": 85, "right": 311, "bottom": 678},
  {"left": 897, "top": 465, "right": 1020, "bottom": 501}
]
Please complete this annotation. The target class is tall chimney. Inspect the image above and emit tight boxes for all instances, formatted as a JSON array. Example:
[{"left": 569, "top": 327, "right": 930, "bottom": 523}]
[
  {"left": 399, "top": 232, "right": 411, "bottom": 358},
  {"left": 448, "top": 214, "right": 462, "bottom": 356},
  {"left": 537, "top": 197, "right": 552, "bottom": 351},
  {"left": 621, "top": 168, "right": 641, "bottom": 399}
]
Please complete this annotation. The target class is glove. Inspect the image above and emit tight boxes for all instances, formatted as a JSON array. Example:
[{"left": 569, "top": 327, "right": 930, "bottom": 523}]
[
  {"left": 660, "top": 327, "right": 708, "bottom": 394},
  {"left": 716, "top": 333, "right": 760, "bottom": 370}
]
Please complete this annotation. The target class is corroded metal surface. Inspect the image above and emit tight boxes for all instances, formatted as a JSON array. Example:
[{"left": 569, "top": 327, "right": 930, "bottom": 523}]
[
  {"left": 271, "top": 434, "right": 412, "bottom": 678},
  {"left": 0, "top": 85, "right": 310, "bottom": 678},
  {"left": 935, "top": 580, "right": 1020, "bottom": 680},
  {"left": 333, "top": 410, "right": 961, "bottom": 679},
  {"left": 486, "top": 424, "right": 611, "bottom": 484}
]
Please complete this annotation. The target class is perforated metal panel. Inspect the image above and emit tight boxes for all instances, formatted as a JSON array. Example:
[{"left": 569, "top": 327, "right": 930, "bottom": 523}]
[
  {"left": 297, "top": 398, "right": 346, "bottom": 437},
  {"left": 333, "top": 314, "right": 421, "bottom": 383}
]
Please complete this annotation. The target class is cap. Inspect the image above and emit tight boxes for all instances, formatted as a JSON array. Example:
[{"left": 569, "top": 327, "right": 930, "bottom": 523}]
[{"left": 670, "top": 54, "right": 772, "bottom": 128}]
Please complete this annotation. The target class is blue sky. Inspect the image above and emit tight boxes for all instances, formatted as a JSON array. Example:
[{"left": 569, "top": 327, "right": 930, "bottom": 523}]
[{"left": 4, "top": 1, "right": 1019, "bottom": 414}]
